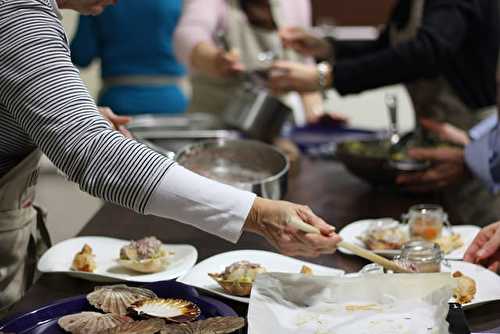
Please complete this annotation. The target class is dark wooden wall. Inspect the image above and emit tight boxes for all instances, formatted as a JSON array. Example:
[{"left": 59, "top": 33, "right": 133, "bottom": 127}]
[{"left": 311, "top": 0, "right": 396, "bottom": 26}]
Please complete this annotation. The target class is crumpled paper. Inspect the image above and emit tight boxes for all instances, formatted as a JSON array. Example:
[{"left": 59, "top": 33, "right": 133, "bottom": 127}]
[{"left": 248, "top": 273, "right": 455, "bottom": 334}]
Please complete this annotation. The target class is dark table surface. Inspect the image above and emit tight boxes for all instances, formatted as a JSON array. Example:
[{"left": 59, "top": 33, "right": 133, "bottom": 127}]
[{"left": 5, "top": 159, "right": 500, "bottom": 332}]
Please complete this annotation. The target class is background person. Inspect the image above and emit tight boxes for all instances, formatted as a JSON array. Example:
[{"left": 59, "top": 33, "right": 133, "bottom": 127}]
[
  {"left": 70, "top": 0, "right": 189, "bottom": 115},
  {"left": 270, "top": 0, "right": 500, "bottom": 226}
]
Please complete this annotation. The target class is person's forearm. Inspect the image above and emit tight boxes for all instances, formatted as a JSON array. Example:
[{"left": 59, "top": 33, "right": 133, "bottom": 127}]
[
  {"left": 301, "top": 92, "right": 323, "bottom": 122},
  {"left": 145, "top": 165, "right": 256, "bottom": 243},
  {"left": 190, "top": 42, "right": 220, "bottom": 76}
]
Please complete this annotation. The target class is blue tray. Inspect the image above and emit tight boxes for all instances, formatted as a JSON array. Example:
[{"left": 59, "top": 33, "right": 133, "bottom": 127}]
[{"left": 0, "top": 280, "right": 237, "bottom": 334}]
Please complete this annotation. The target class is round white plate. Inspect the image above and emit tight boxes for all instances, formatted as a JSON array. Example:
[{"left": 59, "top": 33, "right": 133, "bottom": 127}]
[
  {"left": 441, "top": 260, "right": 500, "bottom": 308},
  {"left": 38, "top": 236, "right": 198, "bottom": 283},
  {"left": 176, "top": 249, "right": 344, "bottom": 303},
  {"left": 338, "top": 219, "right": 481, "bottom": 259}
]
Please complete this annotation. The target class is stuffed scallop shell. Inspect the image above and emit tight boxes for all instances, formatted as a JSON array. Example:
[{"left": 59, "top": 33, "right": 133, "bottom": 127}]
[
  {"left": 119, "top": 237, "right": 171, "bottom": 273},
  {"left": 96, "top": 319, "right": 165, "bottom": 334},
  {"left": 58, "top": 312, "right": 132, "bottom": 334},
  {"left": 208, "top": 261, "right": 266, "bottom": 296},
  {"left": 130, "top": 298, "right": 201, "bottom": 323},
  {"left": 87, "top": 284, "right": 157, "bottom": 315},
  {"left": 160, "top": 316, "right": 245, "bottom": 334}
]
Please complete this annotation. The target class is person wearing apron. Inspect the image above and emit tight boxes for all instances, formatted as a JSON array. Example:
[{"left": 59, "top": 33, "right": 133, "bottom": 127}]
[
  {"left": 267, "top": 0, "right": 500, "bottom": 227},
  {"left": 0, "top": 0, "right": 341, "bottom": 312},
  {"left": 0, "top": 150, "right": 51, "bottom": 316},
  {"left": 174, "top": 0, "right": 325, "bottom": 125}
]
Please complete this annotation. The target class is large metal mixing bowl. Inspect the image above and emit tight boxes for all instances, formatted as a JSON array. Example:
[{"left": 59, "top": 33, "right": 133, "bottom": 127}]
[{"left": 176, "top": 139, "right": 289, "bottom": 200}]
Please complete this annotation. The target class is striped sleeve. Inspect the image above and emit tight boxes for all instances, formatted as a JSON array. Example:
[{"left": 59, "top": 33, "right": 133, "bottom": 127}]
[{"left": 0, "top": 0, "right": 174, "bottom": 213}]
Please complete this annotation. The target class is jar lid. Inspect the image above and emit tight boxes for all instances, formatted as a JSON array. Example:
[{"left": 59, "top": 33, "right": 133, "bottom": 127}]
[{"left": 400, "top": 240, "right": 443, "bottom": 263}]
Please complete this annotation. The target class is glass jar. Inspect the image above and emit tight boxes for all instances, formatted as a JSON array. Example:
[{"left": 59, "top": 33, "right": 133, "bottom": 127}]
[
  {"left": 404, "top": 204, "right": 448, "bottom": 241},
  {"left": 398, "top": 241, "right": 443, "bottom": 273}
]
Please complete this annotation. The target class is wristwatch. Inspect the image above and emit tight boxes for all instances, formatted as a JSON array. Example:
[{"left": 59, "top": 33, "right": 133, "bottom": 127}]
[{"left": 317, "top": 61, "right": 332, "bottom": 99}]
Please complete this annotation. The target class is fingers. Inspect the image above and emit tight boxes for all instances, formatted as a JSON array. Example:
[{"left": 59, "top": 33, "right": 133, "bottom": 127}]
[
  {"left": 464, "top": 225, "right": 498, "bottom": 263},
  {"left": 407, "top": 147, "right": 463, "bottom": 162},
  {"left": 476, "top": 230, "right": 500, "bottom": 261},
  {"left": 419, "top": 118, "right": 470, "bottom": 146}
]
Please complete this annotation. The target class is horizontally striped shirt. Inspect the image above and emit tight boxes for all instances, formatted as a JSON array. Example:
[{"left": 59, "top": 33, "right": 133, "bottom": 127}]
[
  {"left": 0, "top": 0, "right": 255, "bottom": 243},
  {"left": 0, "top": 0, "right": 174, "bottom": 213}
]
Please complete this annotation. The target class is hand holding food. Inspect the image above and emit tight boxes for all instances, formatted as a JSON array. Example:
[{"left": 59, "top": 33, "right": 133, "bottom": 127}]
[
  {"left": 212, "top": 49, "right": 244, "bottom": 78},
  {"left": 268, "top": 61, "right": 332, "bottom": 95},
  {"left": 72, "top": 244, "right": 96, "bottom": 273},
  {"left": 279, "top": 27, "right": 333, "bottom": 59},
  {"left": 119, "top": 236, "right": 171, "bottom": 273},
  {"left": 244, "top": 198, "right": 341, "bottom": 258},
  {"left": 464, "top": 221, "right": 500, "bottom": 273}
]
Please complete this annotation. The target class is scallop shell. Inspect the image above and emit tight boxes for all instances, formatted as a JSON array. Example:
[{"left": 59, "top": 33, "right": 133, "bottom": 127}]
[
  {"left": 118, "top": 255, "right": 170, "bottom": 273},
  {"left": 96, "top": 319, "right": 165, "bottom": 334},
  {"left": 208, "top": 273, "right": 253, "bottom": 297},
  {"left": 87, "top": 284, "right": 157, "bottom": 315},
  {"left": 58, "top": 312, "right": 132, "bottom": 334},
  {"left": 130, "top": 298, "right": 201, "bottom": 323},
  {"left": 160, "top": 317, "right": 246, "bottom": 334}
]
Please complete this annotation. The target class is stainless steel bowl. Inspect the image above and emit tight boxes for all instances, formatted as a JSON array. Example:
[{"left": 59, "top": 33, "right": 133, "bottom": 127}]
[{"left": 176, "top": 139, "right": 289, "bottom": 200}]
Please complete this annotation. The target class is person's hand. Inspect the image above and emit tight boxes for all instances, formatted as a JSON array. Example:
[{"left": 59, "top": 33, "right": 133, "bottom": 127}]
[
  {"left": 396, "top": 147, "right": 468, "bottom": 192},
  {"left": 464, "top": 222, "right": 500, "bottom": 273},
  {"left": 268, "top": 61, "right": 331, "bottom": 95},
  {"left": 212, "top": 49, "right": 244, "bottom": 78},
  {"left": 98, "top": 107, "right": 132, "bottom": 138},
  {"left": 58, "top": 0, "right": 117, "bottom": 15},
  {"left": 419, "top": 118, "right": 470, "bottom": 146},
  {"left": 244, "top": 198, "right": 341, "bottom": 258},
  {"left": 280, "top": 27, "right": 333, "bottom": 59}
]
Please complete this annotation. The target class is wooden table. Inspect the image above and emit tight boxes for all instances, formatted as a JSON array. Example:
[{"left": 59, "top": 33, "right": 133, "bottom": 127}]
[{"left": 5, "top": 159, "right": 500, "bottom": 332}]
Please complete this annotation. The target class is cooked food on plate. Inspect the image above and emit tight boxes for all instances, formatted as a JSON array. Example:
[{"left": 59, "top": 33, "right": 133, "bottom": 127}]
[
  {"left": 119, "top": 236, "right": 171, "bottom": 273},
  {"left": 87, "top": 285, "right": 158, "bottom": 316},
  {"left": 452, "top": 271, "right": 477, "bottom": 304},
  {"left": 435, "top": 234, "right": 464, "bottom": 254},
  {"left": 300, "top": 265, "right": 313, "bottom": 276},
  {"left": 209, "top": 261, "right": 267, "bottom": 296},
  {"left": 359, "top": 219, "right": 408, "bottom": 251},
  {"left": 71, "top": 244, "right": 96, "bottom": 273}
]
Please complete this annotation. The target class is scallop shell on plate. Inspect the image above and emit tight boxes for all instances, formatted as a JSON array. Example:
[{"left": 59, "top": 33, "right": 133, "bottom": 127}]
[
  {"left": 160, "top": 316, "right": 246, "bottom": 334},
  {"left": 58, "top": 311, "right": 132, "bottom": 334},
  {"left": 96, "top": 318, "right": 165, "bottom": 334},
  {"left": 130, "top": 298, "right": 201, "bottom": 323},
  {"left": 87, "top": 284, "right": 157, "bottom": 315},
  {"left": 118, "top": 254, "right": 170, "bottom": 273},
  {"left": 208, "top": 273, "right": 253, "bottom": 297}
]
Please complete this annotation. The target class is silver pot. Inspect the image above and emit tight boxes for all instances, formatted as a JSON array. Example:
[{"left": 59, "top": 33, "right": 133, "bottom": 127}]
[
  {"left": 176, "top": 139, "right": 289, "bottom": 200},
  {"left": 223, "top": 85, "right": 292, "bottom": 142}
]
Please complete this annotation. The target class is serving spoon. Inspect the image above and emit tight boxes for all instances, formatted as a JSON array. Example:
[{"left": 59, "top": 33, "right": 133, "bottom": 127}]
[{"left": 288, "top": 217, "right": 412, "bottom": 273}]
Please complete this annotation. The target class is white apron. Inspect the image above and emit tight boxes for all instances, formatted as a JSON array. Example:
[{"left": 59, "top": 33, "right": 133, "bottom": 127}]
[
  {"left": 391, "top": 0, "right": 500, "bottom": 226},
  {"left": 0, "top": 150, "right": 51, "bottom": 314}
]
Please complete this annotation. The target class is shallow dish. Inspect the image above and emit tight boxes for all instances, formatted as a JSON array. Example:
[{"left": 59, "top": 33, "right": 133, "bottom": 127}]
[
  {"left": 38, "top": 236, "right": 197, "bottom": 283},
  {"left": 177, "top": 250, "right": 344, "bottom": 303},
  {"left": 338, "top": 219, "right": 480, "bottom": 260},
  {"left": 0, "top": 281, "right": 237, "bottom": 334}
]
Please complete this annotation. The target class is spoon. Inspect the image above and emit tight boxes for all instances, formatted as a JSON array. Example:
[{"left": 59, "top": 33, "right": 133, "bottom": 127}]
[{"left": 385, "top": 93, "right": 400, "bottom": 153}]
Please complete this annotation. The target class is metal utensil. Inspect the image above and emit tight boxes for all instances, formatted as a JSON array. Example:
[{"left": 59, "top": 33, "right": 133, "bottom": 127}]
[
  {"left": 288, "top": 217, "right": 412, "bottom": 273},
  {"left": 385, "top": 93, "right": 400, "bottom": 152}
]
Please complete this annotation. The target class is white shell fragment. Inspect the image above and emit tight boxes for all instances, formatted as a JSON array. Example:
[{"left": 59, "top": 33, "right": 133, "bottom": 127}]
[
  {"left": 131, "top": 298, "right": 201, "bottom": 323},
  {"left": 160, "top": 316, "right": 246, "bottom": 334},
  {"left": 96, "top": 318, "right": 166, "bottom": 334},
  {"left": 87, "top": 284, "right": 157, "bottom": 315},
  {"left": 58, "top": 311, "right": 132, "bottom": 334}
]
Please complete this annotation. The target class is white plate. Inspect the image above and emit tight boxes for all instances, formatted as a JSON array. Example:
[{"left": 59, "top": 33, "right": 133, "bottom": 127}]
[
  {"left": 176, "top": 249, "right": 345, "bottom": 303},
  {"left": 442, "top": 261, "right": 500, "bottom": 309},
  {"left": 38, "top": 236, "right": 198, "bottom": 283},
  {"left": 338, "top": 219, "right": 481, "bottom": 259}
]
